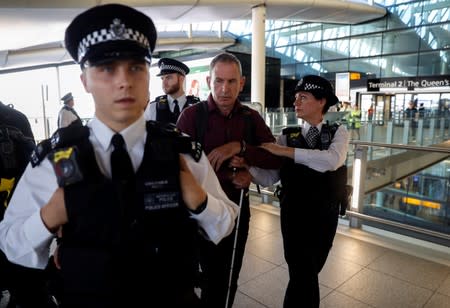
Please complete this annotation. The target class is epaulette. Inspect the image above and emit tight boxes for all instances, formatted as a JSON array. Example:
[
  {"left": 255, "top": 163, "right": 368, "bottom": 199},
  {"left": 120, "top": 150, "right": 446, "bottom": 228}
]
[
  {"left": 30, "top": 124, "right": 89, "bottom": 167},
  {"left": 146, "top": 120, "right": 203, "bottom": 162},
  {"left": 282, "top": 126, "right": 301, "bottom": 136},
  {"left": 154, "top": 95, "right": 168, "bottom": 104},
  {"left": 146, "top": 120, "right": 182, "bottom": 138},
  {"left": 189, "top": 140, "right": 203, "bottom": 162},
  {"left": 30, "top": 139, "right": 52, "bottom": 167},
  {"left": 176, "top": 135, "right": 202, "bottom": 162}
]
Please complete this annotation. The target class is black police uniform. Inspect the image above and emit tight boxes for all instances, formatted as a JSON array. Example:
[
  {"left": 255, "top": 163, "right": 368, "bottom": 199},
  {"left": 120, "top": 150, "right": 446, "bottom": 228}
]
[
  {"left": 33, "top": 122, "right": 201, "bottom": 307},
  {"left": 276, "top": 75, "right": 348, "bottom": 308},
  {"left": 38, "top": 4, "right": 205, "bottom": 307},
  {"left": 150, "top": 58, "right": 200, "bottom": 124},
  {"left": 279, "top": 127, "right": 346, "bottom": 308},
  {"left": 153, "top": 94, "right": 200, "bottom": 124}
]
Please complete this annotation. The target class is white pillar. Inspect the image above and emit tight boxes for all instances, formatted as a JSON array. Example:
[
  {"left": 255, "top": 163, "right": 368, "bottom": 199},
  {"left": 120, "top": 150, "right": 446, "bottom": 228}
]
[{"left": 251, "top": 5, "right": 266, "bottom": 110}]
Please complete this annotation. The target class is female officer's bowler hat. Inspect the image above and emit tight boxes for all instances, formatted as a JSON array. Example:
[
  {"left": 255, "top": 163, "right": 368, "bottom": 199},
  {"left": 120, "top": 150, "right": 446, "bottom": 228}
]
[
  {"left": 64, "top": 3, "right": 157, "bottom": 66},
  {"left": 295, "top": 75, "right": 339, "bottom": 107}
]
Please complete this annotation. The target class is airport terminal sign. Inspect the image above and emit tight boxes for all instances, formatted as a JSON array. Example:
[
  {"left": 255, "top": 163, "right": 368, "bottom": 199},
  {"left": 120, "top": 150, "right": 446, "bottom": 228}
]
[{"left": 367, "top": 75, "right": 450, "bottom": 91}]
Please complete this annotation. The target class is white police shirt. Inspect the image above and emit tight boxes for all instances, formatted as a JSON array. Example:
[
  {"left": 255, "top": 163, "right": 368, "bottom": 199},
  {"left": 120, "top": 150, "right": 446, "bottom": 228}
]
[
  {"left": 250, "top": 122, "right": 349, "bottom": 187},
  {"left": 0, "top": 115, "right": 238, "bottom": 269}
]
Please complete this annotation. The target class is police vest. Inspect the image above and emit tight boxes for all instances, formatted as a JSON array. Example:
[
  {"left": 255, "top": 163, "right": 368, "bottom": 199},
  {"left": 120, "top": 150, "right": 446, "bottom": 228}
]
[
  {"left": 279, "top": 123, "right": 347, "bottom": 211},
  {"left": 33, "top": 121, "right": 202, "bottom": 307},
  {"left": 155, "top": 94, "right": 200, "bottom": 124}
]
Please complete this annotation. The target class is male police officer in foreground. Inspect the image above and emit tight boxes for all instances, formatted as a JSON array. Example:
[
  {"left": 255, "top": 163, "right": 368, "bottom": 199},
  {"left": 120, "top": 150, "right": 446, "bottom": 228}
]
[
  {"left": 144, "top": 58, "right": 200, "bottom": 124},
  {"left": 0, "top": 4, "right": 238, "bottom": 308}
]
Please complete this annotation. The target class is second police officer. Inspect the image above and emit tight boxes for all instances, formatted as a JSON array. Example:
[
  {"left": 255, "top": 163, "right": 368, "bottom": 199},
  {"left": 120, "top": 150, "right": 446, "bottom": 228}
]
[{"left": 144, "top": 58, "right": 200, "bottom": 124}]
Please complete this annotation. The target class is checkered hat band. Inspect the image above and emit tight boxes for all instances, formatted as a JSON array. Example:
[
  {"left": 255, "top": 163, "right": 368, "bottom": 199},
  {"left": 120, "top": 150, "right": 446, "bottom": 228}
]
[
  {"left": 302, "top": 83, "right": 324, "bottom": 91},
  {"left": 77, "top": 28, "right": 150, "bottom": 62},
  {"left": 160, "top": 64, "right": 186, "bottom": 75}
]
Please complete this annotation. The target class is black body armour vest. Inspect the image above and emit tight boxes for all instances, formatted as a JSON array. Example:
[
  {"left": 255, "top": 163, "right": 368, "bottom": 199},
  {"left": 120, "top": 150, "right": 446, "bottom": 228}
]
[
  {"left": 43, "top": 122, "right": 199, "bottom": 307},
  {"left": 279, "top": 124, "right": 346, "bottom": 212},
  {"left": 155, "top": 95, "right": 200, "bottom": 124}
]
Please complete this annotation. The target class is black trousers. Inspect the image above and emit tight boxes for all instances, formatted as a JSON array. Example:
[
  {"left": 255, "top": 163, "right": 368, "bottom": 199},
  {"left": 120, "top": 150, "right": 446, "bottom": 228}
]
[
  {"left": 198, "top": 195, "right": 250, "bottom": 308},
  {"left": 280, "top": 200, "right": 339, "bottom": 308}
]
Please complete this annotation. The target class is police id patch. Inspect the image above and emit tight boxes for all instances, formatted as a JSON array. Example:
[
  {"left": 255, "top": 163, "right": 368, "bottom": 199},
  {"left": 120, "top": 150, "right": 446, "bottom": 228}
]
[{"left": 144, "top": 192, "right": 180, "bottom": 212}]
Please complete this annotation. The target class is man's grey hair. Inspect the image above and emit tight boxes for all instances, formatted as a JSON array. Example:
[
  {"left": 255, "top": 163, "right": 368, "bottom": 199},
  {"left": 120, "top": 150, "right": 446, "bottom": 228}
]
[{"left": 209, "top": 52, "right": 242, "bottom": 76}]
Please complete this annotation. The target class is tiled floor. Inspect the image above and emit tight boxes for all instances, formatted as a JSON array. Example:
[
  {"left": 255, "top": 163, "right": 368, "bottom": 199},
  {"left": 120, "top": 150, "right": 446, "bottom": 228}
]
[{"left": 233, "top": 203, "right": 450, "bottom": 308}]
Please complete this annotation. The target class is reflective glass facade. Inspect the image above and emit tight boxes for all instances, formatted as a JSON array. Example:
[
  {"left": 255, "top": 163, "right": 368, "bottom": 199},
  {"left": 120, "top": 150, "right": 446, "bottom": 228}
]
[{"left": 221, "top": 0, "right": 450, "bottom": 80}]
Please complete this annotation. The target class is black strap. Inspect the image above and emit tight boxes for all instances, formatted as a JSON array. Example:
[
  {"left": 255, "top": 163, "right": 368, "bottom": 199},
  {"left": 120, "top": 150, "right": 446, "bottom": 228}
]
[{"left": 194, "top": 101, "right": 209, "bottom": 146}]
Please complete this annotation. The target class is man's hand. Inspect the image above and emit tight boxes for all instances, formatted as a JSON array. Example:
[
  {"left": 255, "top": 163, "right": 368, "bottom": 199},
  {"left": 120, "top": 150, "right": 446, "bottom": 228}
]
[
  {"left": 207, "top": 141, "right": 241, "bottom": 171},
  {"left": 231, "top": 169, "right": 252, "bottom": 189},
  {"left": 179, "top": 155, "right": 207, "bottom": 212},
  {"left": 229, "top": 155, "right": 248, "bottom": 170}
]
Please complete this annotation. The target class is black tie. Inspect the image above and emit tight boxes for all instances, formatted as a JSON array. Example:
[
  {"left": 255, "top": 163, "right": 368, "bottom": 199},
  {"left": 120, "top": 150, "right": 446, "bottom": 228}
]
[
  {"left": 173, "top": 99, "right": 180, "bottom": 119},
  {"left": 306, "top": 126, "right": 320, "bottom": 148},
  {"left": 110, "top": 133, "right": 134, "bottom": 183}
]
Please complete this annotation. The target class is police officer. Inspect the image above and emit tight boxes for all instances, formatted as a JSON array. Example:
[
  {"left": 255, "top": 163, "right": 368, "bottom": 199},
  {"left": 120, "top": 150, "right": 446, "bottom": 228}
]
[
  {"left": 144, "top": 58, "right": 200, "bottom": 124},
  {"left": 57, "top": 92, "right": 82, "bottom": 128},
  {"left": 251, "top": 75, "right": 350, "bottom": 308},
  {"left": 0, "top": 4, "right": 238, "bottom": 308}
]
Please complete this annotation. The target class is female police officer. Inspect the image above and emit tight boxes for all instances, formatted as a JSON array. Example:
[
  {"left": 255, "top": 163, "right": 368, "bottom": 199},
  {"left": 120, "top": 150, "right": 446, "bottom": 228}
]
[
  {"left": 251, "top": 75, "right": 349, "bottom": 308},
  {"left": 0, "top": 4, "right": 238, "bottom": 308}
]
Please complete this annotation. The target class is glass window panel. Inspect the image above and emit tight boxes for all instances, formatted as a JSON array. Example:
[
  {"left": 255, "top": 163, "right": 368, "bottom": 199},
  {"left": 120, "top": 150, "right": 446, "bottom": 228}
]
[
  {"left": 387, "top": 2, "right": 424, "bottom": 29},
  {"left": 292, "top": 23, "right": 323, "bottom": 43},
  {"left": 321, "top": 59, "right": 349, "bottom": 74},
  {"left": 58, "top": 64, "right": 96, "bottom": 122},
  {"left": 322, "top": 38, "right": 349, "bottom": 60},
  {"left": 380, "top": 53, "right": 419, "bottom": 77},
  {"left": 421, "top": 0, "right": 450, "bottom": 23},
  {"left": 293, "top": 42, "right": 322, "bottom": 62},
  {"left": 350, "top": 34, "right": 382, "bottom": 57},
  {"left": 323, "top": 24, "right": 350, "bottom": 39},
  {"left": 382, "top": 29, "right": 421, "bottom": 54},
  {"left": 418, "top": 50, "right": 450, "bottom": 75},
  {"left": 0, "top": 67, "right": 58, "bottom": 141},
  {"left": 351, "top": 18, "right": 386, "bottom": 36},
  {"left": 294, "top": 62, "right": 322, "bottom": 78},
  {"left": 419, "top": 23, "right": 450, "bottom": 50},
  {"left": 350, "top": 57, "right": 382, "bottom": 76}
]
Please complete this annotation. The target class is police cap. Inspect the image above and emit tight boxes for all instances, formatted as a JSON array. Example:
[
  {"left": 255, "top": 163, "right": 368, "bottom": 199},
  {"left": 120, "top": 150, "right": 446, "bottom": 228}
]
[
  {"left": 64, "top": 4, "right": 157, "bottom": 66},
  {"left": 61, "top": 92, "right": 73, "bottom": 104},
  {"left": 295, "top": 75, "right": 339, "bottom": 107},
  {"left": 157, "top": 58, "right": 190, "bottom": 76}
]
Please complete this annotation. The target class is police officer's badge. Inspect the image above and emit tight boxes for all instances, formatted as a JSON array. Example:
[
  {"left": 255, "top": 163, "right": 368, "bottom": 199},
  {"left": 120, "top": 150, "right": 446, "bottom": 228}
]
[{"left": 110, "top": 18, "right": 126, "bottom": 39}]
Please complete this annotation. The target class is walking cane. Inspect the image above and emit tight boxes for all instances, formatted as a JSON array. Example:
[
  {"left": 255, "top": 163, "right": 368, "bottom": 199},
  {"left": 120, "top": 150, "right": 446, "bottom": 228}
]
[{"left": 225, "top": 188, "right": 244, "bottom": 308}]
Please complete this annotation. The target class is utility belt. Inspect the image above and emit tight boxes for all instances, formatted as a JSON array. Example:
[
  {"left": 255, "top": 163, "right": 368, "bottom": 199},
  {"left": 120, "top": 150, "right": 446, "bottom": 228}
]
[{"left": 274, "top": 183, "right": 352, "bottom": 216}]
